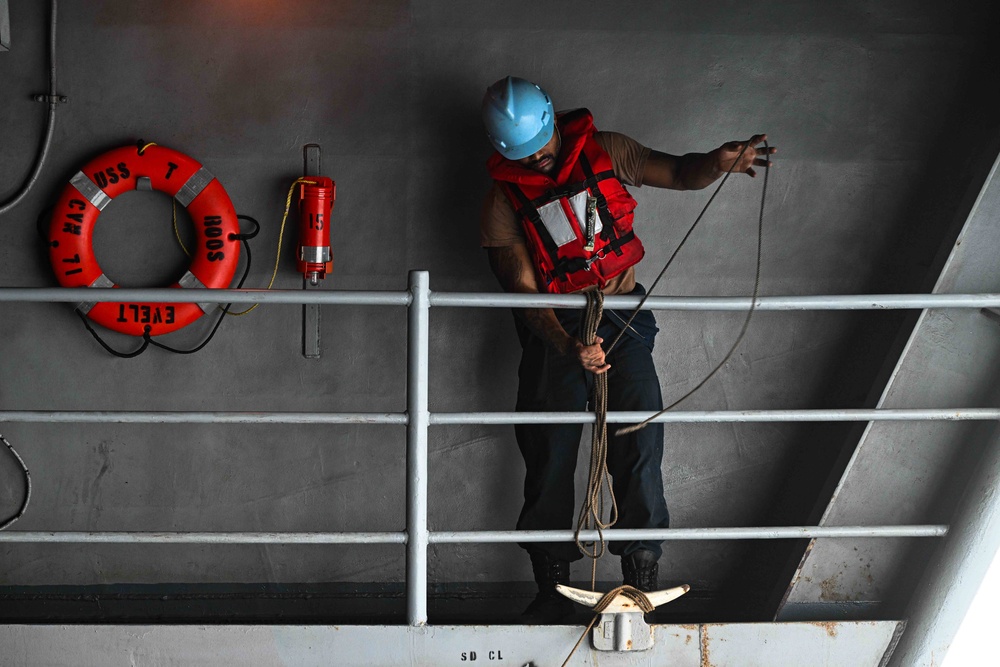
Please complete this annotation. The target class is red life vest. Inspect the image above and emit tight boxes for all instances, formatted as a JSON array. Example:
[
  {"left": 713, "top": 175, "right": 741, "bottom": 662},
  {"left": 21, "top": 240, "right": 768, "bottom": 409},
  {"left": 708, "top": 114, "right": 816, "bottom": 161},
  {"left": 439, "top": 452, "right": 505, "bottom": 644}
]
[{"left": 487, "top": 109, "right": 645, "bottom": 294}]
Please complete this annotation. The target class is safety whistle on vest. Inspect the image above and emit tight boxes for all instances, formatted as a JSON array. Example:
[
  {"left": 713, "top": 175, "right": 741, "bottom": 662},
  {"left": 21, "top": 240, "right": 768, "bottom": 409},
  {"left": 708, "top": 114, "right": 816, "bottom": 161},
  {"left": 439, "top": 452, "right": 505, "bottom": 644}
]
[
  {"left": 297, "top": 176, "right": 335, "bottom": 285},
  {"left": 584, "top": 195, "right": 598, "bottom": 251}
]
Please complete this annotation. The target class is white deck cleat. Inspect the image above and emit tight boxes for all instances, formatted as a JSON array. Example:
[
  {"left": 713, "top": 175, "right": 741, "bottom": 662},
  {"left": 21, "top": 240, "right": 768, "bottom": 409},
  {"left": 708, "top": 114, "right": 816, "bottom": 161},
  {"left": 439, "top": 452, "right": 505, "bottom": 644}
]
[
  {"left": 554, "top": 583, "right": 691, "bottom": 652},
  {"left": 555, "top": 583, "right": 690, "bottom": 613}
]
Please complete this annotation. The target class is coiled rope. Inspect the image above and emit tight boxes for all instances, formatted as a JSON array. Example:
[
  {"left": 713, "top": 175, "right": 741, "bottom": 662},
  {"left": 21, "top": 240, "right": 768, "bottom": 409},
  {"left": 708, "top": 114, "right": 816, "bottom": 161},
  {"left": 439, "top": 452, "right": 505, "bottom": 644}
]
[{"left": 575, "top": 290, "right": 618, "bottom": 586}]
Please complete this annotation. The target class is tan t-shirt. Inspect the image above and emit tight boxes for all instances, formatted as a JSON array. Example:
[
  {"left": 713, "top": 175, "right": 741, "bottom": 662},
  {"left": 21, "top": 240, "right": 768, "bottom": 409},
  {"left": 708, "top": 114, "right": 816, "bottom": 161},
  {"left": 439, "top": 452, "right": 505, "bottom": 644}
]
[{"left": 480, "top": 131, "right": 651, "bottom": 296}]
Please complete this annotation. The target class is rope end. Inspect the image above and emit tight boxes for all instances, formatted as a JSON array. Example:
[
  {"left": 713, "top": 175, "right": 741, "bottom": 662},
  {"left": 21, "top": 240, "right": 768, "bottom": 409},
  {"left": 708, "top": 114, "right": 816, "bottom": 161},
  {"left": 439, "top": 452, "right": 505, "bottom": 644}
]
[{"left": 615, "top": 423, "right": 644, "bottom": 437}]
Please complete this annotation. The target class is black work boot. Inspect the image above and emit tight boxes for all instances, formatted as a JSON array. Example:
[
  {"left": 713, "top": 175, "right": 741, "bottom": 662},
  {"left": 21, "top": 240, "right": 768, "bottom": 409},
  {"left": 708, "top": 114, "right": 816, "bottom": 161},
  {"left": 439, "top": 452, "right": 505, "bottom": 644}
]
[
  {"left": 521, "top": 551, "right": 574, "bottom": 624},
  {"left": 621, "top": 549, "right": 659, "bottom": 593}
]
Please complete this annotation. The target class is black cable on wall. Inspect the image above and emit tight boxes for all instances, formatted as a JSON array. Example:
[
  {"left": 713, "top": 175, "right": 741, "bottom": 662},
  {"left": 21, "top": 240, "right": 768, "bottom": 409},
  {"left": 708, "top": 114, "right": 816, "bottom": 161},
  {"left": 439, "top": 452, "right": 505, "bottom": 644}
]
[{"left": 0, "top": 0, "right": 63, "bottom": 216}]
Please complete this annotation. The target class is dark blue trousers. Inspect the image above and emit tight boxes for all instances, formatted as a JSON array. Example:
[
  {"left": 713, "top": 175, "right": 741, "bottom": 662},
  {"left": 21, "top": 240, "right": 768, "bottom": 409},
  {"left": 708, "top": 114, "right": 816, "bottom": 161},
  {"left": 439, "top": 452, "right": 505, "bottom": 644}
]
[{"left": 513, "top": 285, "right": 670, "bottom": 563}]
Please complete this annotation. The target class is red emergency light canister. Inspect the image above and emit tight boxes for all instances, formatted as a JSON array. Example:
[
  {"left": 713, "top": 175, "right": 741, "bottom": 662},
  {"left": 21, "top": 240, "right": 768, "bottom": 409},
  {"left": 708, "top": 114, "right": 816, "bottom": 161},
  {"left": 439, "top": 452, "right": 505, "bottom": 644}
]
[{"left": 297, "top": 176, "right": 336, "bottom": 284}]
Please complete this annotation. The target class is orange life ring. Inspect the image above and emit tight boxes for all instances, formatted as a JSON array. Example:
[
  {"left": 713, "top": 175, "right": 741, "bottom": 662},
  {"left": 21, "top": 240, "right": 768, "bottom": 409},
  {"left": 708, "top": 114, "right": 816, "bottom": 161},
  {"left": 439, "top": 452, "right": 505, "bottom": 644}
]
[{"left": 48, "top": 144, "right": 241, "bottom": 337}]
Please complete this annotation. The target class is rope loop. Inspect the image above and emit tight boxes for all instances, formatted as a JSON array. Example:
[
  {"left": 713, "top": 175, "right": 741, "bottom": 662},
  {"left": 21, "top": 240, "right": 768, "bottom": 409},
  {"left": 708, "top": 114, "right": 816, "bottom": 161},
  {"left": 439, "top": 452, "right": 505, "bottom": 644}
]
[
  {"left": 594, "top": 585, "right": 655, "bottom": 614},
  {"left": 613, "top": 139, "right": 770, "bottom": 436},
  {"left": 560, "top": 585, "right": 656, "bottom": 667},
  {"left": 232, "top": 214, "right": 261, "bottom": 240},
  {"left": 575, "top": 289, "right": 618, "bottom": 579},
  {"left": 77, "top": 309, "right": 151, "bottom": 358}
]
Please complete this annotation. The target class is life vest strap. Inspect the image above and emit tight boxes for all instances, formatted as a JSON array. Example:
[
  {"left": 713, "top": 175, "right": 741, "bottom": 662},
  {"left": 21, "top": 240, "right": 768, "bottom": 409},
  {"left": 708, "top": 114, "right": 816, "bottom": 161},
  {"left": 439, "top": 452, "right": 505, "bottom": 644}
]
[
  {"left": 509, "top": 183, "right": 562, "bottom": 262},
  {"left": 550, "top": 230, "right": 636, "bottom": 283},
  {"left": 532, "top": 170, "right": 616, "bottom": 206},
  {"left": 578, "top": 151, "right": 623, "bottom": 257}
]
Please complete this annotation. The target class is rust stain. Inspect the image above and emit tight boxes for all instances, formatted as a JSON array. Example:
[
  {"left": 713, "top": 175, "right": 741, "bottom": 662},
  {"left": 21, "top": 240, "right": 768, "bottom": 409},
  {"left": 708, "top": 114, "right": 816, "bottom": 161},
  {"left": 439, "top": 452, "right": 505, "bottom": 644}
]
[
  {"left": 700, "top": 624, "right": 714, "bottom": 667},
  {"left": 862, "top": 560, "right": 875, "bottom": 587},
  {"left": 817, "top": 567, "right": 873, "bottom": 601},
  {"left": 809, "top": 621, "right": 839, "bottom": 638},
  {"left": 818, "top": 573, "right": 856, "bottom": 602},
  {"left": 819, "top": 575, "right": 840, "bottom": 600},
  {"left": 626, "top": 639, "right": 633, "bottom": 649}
]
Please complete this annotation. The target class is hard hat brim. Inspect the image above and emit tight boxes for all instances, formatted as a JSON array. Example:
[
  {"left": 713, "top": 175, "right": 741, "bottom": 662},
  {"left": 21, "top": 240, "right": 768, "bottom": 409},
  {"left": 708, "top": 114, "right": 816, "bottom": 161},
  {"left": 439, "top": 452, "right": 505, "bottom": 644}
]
[{"left": 497, "top": 121, "right": 554, "bottom": 160}]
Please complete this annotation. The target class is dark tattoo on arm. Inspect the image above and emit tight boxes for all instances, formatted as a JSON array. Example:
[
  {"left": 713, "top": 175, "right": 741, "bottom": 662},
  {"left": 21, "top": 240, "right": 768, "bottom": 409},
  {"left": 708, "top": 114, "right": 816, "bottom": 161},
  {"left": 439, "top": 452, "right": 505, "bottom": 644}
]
[
  {"left": 487, "top": 246, "right": 525, "bottom": 294},
  {"left": 520, "top": 308, "right": 572, "bottom": 354},
  {"left": 487, "top": 246, "right": 571, "bottom": 353}
]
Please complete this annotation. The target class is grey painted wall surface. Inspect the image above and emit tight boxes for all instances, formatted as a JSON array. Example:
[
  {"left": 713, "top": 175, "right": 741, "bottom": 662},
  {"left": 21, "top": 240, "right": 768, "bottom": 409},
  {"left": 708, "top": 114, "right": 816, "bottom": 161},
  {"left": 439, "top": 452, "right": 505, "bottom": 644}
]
[
  {"left": 0, "top": 0, "right": 997, "bottom": 597},
  {"left": 783, "top": 152, "right": 1000, "bottom": 619}
]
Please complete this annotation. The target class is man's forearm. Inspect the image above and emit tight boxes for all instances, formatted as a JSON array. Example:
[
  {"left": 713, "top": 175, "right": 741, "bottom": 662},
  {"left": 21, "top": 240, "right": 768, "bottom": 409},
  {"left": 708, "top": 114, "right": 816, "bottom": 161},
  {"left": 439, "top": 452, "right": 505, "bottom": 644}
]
[
  {"left": 675, "top": 150, "right": 723, "bottom": 190},
  {"left": 518, "top": 307, "right": 574, "bottom": 354},
  {"left": 641, "top": 149, "right": 721, "bottom": 191},
  {"left": 486, "top": 245, "right": 575, "bottom": 353},
  {"left": 484, "top": 243, "right": 609, "bottom": 373}
]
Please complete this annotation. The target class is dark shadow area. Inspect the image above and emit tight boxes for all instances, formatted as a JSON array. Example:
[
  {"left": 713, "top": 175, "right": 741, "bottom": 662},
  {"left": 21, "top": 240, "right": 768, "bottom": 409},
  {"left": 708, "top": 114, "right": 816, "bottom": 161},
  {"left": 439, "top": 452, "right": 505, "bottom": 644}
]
[
  {"left": 0, "top": 580, "right": 729, "bottom": 625},
  {"left": 716, "top": 36, "right": 1000, "bottom": 622}
]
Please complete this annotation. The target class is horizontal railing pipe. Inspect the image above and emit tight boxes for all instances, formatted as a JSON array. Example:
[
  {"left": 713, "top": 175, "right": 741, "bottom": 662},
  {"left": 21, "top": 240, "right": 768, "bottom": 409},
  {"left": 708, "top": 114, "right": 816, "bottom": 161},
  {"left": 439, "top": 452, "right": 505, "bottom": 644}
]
[
  {"left": 431, "top": 408, "right": 1000, "bottom": 425},
  {"left": 2, "top": 288, "right": 1000, "bottom": 311},
  {"left": 0, "top": 525, "right": 946, "bottom": 545},
  {"left": 0, "top": 287, "right": 412, "bottom": 306},
  {"left": 431, "top": 292, "right": 1000, "bottom": 311},
  {"left": 0, "top": 411, "right": 407, "bottom": 424},
  {"left": 0, "top": 531, "right": 408, "bottom": 544},
  {"left": 3, "top": 409, "right": 998, "bottom": 425},
  {"left": 431, "top": 525, "right": 949, "bottom": 543}
]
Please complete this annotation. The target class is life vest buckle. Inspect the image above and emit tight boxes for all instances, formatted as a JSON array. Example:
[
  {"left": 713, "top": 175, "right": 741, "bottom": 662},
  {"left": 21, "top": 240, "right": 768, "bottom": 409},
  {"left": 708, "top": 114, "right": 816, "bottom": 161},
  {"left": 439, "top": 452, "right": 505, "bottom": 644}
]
[{"left": 584, "top": 248, "right": 607, "bottom": 271}]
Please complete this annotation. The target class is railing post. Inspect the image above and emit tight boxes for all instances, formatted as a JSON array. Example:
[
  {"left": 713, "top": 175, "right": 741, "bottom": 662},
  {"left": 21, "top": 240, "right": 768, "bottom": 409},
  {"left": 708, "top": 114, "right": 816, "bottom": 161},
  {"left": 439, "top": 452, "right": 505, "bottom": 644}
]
[{"left": 406, "top": 270, "right": 430, "bottom": 626}]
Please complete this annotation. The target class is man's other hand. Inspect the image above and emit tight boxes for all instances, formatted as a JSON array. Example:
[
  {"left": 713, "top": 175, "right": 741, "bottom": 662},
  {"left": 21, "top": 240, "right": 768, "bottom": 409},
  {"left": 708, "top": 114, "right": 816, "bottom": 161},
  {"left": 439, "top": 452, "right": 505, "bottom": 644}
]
[{"left": 570, "top": 336, "right": 610, "bottom": 374}]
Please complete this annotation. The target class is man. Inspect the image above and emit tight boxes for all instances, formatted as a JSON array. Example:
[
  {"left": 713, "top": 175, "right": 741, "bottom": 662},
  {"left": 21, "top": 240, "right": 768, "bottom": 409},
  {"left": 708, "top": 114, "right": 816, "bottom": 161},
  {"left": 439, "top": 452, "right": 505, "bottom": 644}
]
[{"left": 479, "top": 76, "right": 774, "bottom": 622}]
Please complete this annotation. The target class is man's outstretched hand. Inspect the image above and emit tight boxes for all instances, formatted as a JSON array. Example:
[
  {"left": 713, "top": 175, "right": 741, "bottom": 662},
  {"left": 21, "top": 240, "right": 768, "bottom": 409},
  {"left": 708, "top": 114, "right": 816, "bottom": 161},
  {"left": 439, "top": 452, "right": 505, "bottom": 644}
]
[{"left": 716, "top": 134, "right": 777, "bottom": 178}]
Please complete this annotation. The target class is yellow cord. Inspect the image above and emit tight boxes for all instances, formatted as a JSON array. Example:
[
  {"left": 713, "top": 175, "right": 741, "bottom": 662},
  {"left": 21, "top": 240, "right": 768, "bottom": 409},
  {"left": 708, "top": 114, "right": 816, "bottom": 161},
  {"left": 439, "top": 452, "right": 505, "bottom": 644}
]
[
  {"left": 172, "top": 199, "right": 190, "bottom": 257},
  {"left": 226, "top": 177, "right": 317, "bottom": 316},
  {"left": 167, "top": 176, "right": 318, "bottom": 316},
  {"left": 138, "top": 141, "right": 157, "bottom": 155}
]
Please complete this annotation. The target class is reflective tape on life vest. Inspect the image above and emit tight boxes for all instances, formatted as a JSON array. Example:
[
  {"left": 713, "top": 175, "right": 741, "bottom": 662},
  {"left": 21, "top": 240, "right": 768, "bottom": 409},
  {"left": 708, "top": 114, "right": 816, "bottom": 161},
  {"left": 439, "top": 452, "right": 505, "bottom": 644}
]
[{"left": 48, "top": 144, "right": 241, "bottom": 337}]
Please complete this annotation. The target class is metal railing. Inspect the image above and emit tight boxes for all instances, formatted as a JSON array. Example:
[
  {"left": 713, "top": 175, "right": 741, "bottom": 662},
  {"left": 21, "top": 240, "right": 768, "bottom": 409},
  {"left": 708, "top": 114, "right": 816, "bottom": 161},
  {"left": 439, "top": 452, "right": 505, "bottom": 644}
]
[{"left": 2, "top": 271, "right": 1000, "bottom": 625}]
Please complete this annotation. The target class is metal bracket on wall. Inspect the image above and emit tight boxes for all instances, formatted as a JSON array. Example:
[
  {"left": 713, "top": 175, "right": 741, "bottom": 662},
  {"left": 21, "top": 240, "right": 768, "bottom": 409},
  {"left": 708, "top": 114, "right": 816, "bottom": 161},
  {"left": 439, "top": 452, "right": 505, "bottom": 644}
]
[
  {"left": 981, "top": 308, "right": 1000, "bottom": 327},
  {"left": 302, "top": 144, "right": 322, "bottom": 359},
  {"left": 592, "top": 611, "right": 655, "bottom": 652},
  {"left": 1, "top": 0, "right": 10, "bottom": 52}
]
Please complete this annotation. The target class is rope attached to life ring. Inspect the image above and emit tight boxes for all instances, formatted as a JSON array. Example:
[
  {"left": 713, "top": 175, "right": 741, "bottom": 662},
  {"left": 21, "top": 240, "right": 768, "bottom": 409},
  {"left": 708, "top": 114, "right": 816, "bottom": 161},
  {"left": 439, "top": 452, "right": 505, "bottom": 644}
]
[{"left": 227, "top": 177, "right": 317, "bottom": 316}]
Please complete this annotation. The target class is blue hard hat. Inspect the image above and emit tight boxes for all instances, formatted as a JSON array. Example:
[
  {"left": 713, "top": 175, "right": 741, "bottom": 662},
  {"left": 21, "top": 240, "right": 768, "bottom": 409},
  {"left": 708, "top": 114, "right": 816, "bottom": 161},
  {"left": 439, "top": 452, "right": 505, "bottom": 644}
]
[{"left": 482, "top": 76, "right": 555, "bottom": 160}]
